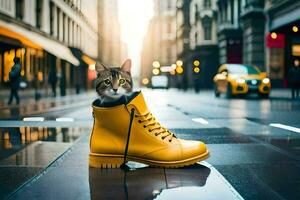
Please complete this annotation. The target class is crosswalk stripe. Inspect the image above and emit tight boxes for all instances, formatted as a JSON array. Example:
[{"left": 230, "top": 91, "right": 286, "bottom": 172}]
[{"left": 269, "top": 123, "right": 300, "bottom": 133}]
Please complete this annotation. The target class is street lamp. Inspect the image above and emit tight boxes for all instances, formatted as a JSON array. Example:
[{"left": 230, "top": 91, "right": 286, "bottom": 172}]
[
  {"left": 292, "top": 26, "right": 298, "bottom": 33},
  {"left": 152, "top": 68, "right": 160, "bottom": 75},
  {"left": 142, "top": 78, "right": 149, "bottom": 85},
  {"left": 176, "top": 60, "right": 183, "bottom": 67},
  {"left": 152, "top": 61, "right": 160, "bottom": 68},
  {"left": 176, "top": 66, "right": 184, "bottom": 74},
  {"left": 193, "top": 67, "right": 200, "bottom": 73},
  {"left": 271, "top": 32, "right": 277, "bottom": 39},
  {"left": 193, "top": 60, "right": 200, "bottom": 67}
]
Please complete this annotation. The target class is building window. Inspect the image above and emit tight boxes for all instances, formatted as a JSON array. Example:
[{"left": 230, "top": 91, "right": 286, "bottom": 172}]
[
  {"left": 204, "top": 0, "right": 211, "bottom": 8},
  {"left": 15, "top": 0, "right": 24, "bottom": 20},
  {"left": 167, "top": 0, "right": 172, "bottom": 10},
  {"left": 36, "top": 0, "right": 43, "bottom": 28},
  {"left": 50, "top": 2, "right": 54, "bottom": 35},
  {"left": 203, "top": 17, "right": 212, "bottom": 40},
  {"left": 57, "top": 7, "right": 61, "bottom": 40},
  {"left": 62, "top": 13, "right": 66, "bottom": 42},
  {"left": 195, "top": 4, "right": 198, "bottom": 21}
]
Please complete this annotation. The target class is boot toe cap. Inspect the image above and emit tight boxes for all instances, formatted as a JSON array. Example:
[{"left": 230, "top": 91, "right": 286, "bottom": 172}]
[{"left": 179, "top": 139, "right": 208, "bottom": 160}]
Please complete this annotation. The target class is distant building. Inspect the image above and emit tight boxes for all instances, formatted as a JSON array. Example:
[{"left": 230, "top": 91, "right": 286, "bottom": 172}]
[
  {"left": 140, "top": 0, "right": 177, "bottom": 86},
  {"left": 176, "top": 0, "right": 191, "bottom": 89},
  {"left": 265, "top": 0, "right": 300, "bottom": 86},
  {"left": 187, "top": 0, "right": 219, "bottom": 88},
  {"left": 98, "top": 0, "right": 127, "bottom": 67},
  {"left": 216, "top": 0, "right": 300, "bottom": 87},
  {"left": 140, "top": 18, "right": 158, "bottom": 84},
  {"left": 0, "top": 0, "right": 98, "bottom": 94}
]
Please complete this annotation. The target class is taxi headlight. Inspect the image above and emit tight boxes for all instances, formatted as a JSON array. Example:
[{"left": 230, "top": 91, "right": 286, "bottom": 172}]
[
  {"left": 236, "top": 78, "right": 245, "bottom": 84},
  {"left": 262, "top": 78, "right": 270, "bottom": 84}
]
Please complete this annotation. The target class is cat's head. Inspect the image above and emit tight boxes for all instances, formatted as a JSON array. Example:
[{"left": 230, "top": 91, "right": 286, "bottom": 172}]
[{"left": 95, "top": 59, "right": 132, "bottom": 98}]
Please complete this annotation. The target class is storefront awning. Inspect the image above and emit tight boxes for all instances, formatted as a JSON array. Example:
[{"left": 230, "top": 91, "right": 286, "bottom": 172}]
[
  {"left": 82, "top": 54, "right": 96, "bottom": 65},
  {"left": 269, "top": 7, "right": 300, "bottom": 31},
  {"left": 0, "top": 20, "right": 79, "bottom": 66}
]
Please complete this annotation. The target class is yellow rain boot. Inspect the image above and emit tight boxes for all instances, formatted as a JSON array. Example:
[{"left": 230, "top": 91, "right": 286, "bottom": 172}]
[{"left": 89, "top": 92, "right": 209, "bottom": 168}]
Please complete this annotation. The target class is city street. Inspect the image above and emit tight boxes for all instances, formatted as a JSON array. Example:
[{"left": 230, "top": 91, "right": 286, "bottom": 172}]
[{"left": 1, "top": 89, "right": 300, "bottom": 200}]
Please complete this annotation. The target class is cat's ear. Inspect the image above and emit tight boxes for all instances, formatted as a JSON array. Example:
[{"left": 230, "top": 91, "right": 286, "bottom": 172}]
[
  {"left": 95, "top": 62, "right": 108, "bottom": 72},
  {"left": 121, "top": 59, "right": 132, "bottom": 74}
]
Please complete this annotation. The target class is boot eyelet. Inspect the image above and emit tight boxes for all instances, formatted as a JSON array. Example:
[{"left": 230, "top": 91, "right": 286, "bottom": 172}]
[
  {"left": 148, "top": 130, "right": 152, "bottom": 132},
  {"left": 138, "top": 120, "right": 141, "bottom": 123},
  {"left": 169, "top": 140, "right": 172, "bottom": 142},
  {"left": 161, "top": 137, "right": 165, "bottom": 140},
  {"left": 143, "top": 125, "right": 146, "bottom": 128}
]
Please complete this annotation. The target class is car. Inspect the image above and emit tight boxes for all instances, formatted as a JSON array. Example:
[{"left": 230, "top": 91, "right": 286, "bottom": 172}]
[
  {"left": 151, "top": 75, "right": 169, "bottom": 89},
  {"left": 213, "top": 64, "right": 271, "bottom": 98}
]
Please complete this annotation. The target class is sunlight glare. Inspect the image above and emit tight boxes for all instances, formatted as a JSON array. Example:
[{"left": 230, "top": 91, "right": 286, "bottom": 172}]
[{"left": 118, "top": 0, "right": 154, "bottom": 78}]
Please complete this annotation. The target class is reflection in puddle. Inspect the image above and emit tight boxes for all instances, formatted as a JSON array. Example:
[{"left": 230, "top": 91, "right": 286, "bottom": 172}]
[
  {"left": 0, "top": 127, "right": 86, "bottom": 160},
  {"left": 89, "top": 163, "right": 211, "bottom": 200},
  {"left": 89, "top": 162, "right": 243, "bottom": 200}
]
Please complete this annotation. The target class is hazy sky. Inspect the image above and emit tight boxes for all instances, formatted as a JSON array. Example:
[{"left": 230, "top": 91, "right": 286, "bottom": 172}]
[{"left": 118, "top": 0, "right": 154, "bottom": 78}]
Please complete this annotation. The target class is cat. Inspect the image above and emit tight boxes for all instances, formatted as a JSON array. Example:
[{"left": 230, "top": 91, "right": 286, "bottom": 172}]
[{"left": 95, "top": 59, "right": 133, "bottom": 104}]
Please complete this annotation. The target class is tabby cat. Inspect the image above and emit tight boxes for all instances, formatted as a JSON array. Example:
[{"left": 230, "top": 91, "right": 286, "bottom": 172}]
[{"left": 95, "top": 59, "right": 133, "bottom": 104}]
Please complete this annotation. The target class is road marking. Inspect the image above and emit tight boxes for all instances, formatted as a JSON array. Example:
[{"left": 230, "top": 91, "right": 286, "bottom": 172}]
[
  {"left": 269, "top": 123, "right": 300, "bottom": 133},
  {"left": 23, "top": 117, "right": 45, "bottom": 121},
  {"left": 55, "top": 117, "right": 74, "bottom": 122},
  {"left": 192, "top": 118, "right": 209, "bottom": 125}
]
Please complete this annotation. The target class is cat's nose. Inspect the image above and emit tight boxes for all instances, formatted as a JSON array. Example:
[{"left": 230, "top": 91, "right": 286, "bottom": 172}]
[{"left": 113, "top": 89, "right": 118, "bottom": 93}]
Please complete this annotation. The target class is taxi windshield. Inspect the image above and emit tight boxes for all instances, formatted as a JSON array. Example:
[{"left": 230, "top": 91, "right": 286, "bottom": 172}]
[{"left": 227, "top": 64, "right": 260, "bottom": 75}]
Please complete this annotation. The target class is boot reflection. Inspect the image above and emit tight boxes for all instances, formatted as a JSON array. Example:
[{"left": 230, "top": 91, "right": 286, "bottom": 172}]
[{"left": 89, "top": 162, "right": 211, "bottom": 200}]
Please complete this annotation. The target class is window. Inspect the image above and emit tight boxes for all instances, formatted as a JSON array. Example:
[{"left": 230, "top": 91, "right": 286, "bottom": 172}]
[
  {"left": 57, "top": 7, "right": 60, "bottom": 39},
  {"left": 62, "top": 13, "right": 66, "bottom": 42},
  {"left": 195, "top": 4, "right": 198, "bottom": 21},
  {"left": 167, "top": 0, "right": 172, "bottom": 10},
  {"left": 202, "top": 17, "right": 212, "bottom": 40},
  {"left": 204, "top": 0, "right": 211, "bottom": 8},
  {"left": 50, "top": 2, "right": 54, "bottom": 35},
  {"left": 36, "top": 0, "right": 43, "bottom": 28},
  {"left": 15, "top": 0, "right": 24, "bottom": 20}
]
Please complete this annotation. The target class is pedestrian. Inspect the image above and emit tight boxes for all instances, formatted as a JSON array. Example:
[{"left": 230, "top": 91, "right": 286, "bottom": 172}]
[
  {"left": 8, "top": 57, "right": 22, "bottom": 105},
  {"left": 288, "top": 62, "right": 300, "bottom": 99},
  {"left": 48, "top": 68, "right": 57, "bottom": 97}
]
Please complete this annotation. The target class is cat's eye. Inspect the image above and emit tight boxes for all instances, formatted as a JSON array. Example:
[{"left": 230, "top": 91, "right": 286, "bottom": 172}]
[
  {"left": 104, "top": 79, "right": 111, "bottom": 86},
  {"left": 119, "top": 78, "right": 126, "bottom": 86}
]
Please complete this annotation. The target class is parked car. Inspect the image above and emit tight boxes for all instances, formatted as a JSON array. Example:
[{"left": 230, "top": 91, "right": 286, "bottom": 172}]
[
  {"left": 213, "top": 64, "right": 271, "bottom": 98},
  {"left": 151, "top": 75, "right": 169, "bottom": 89}
]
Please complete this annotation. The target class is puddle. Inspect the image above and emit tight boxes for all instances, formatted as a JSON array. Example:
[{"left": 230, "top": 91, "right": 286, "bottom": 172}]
[
  {"left": 89, "top": 162, "right": 243, "bottom": 200},
  {"left": 0, "top": 126, "right": 89, "bottom": 160}
]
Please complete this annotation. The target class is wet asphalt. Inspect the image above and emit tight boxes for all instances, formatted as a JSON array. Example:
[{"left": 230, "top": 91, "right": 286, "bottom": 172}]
[{"left": 1, "top": 89, "right": 300, "bottom": 200}]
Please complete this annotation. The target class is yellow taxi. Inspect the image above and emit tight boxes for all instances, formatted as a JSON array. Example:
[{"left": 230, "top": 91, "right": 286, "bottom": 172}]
[{"left": 213, "top": 64, "right": 271, "bottom": 98}]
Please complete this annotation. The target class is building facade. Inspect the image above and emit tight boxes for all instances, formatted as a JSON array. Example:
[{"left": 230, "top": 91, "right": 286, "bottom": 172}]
[
  {"left": 140, "top": 0, "right": 177, "bottom": 86},
  {"left": 265, "top": 0, "right": 300, "bottom": 86},
  {"left": 0, "top": 0, "right": 98, "bottom": 94},
  {"left": 217, "top": 0, "right": 300, "bottom": 86},
  {"left": 98, "top": 0, "right": 127, "bottom": 67},
  {"left": 176, "top": 0, "right": 218, "bottom": 89}
]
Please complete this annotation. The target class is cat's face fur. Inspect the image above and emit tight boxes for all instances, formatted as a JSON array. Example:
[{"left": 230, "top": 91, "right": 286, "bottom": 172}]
[{"left": 95, "top": 59, "right": 132, "bottom": 99}]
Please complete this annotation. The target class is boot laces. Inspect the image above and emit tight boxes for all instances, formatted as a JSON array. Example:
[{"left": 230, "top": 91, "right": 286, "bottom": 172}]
[{"left": 135, "top": 112, "right": 175, "bottom": 142}]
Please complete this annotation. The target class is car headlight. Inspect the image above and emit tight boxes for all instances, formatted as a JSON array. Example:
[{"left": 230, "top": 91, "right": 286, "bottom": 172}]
[
  {"left": 262, "top": 78, "right": 270, "bottom": 84},
  {"left": 236, "top": 78, "right": 245, "bottom": 84}
]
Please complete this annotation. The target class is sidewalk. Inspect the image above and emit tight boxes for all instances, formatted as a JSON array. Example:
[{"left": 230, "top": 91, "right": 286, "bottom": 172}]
[
  {"left": 7, "top": 132, "right": 243, "bottom": 200},
  {"left": 0, "top": 89, "right": 96, "bottom": 120},
  {"left": 0, "top": 88, "right": 86, "bottom": 107}
]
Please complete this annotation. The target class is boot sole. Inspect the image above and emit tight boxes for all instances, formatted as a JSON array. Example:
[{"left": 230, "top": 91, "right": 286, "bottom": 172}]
[{"left": 89, "top": 150, "right": 209, "bottom": 168}]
